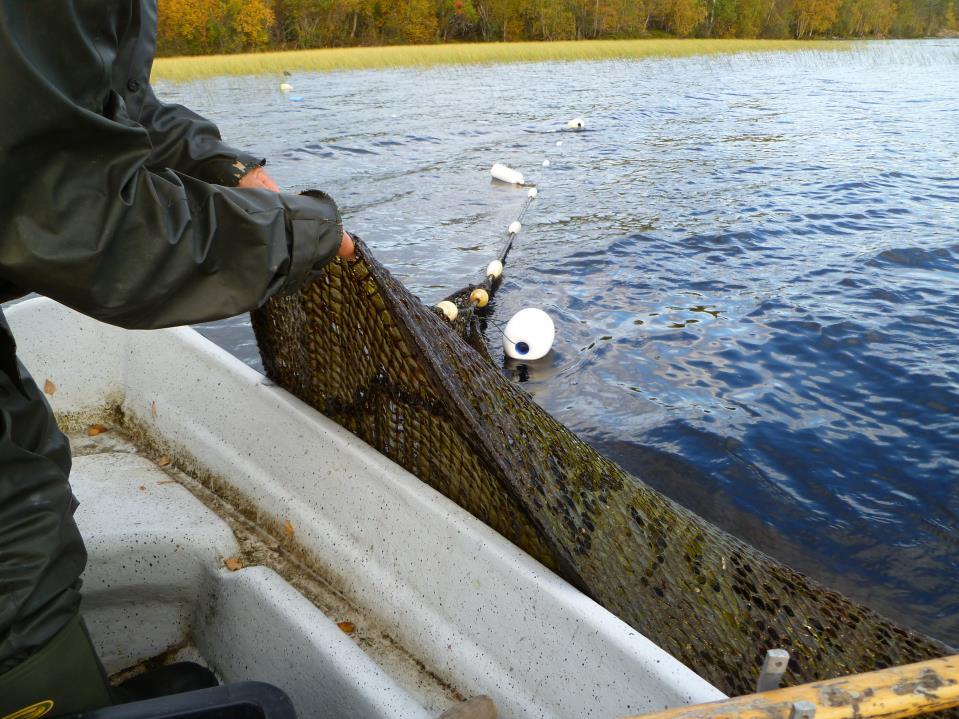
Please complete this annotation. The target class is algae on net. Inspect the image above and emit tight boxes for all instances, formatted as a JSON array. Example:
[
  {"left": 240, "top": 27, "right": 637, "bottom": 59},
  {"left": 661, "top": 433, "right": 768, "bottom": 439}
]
[{"left": 251, "top": 239, "right": 952, "bottom": 697}]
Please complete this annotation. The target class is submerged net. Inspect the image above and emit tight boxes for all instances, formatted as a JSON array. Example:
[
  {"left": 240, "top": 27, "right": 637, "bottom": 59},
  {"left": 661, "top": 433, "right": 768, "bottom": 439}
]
[{"left": 251, "top": 237, "right": 951, "bottom": 697}]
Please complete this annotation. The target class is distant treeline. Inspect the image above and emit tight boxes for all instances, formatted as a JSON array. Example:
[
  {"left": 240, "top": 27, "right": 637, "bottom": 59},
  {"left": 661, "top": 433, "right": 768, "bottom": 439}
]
[{"left": 157, "top": 0, "right": 959, "bottom": 55}]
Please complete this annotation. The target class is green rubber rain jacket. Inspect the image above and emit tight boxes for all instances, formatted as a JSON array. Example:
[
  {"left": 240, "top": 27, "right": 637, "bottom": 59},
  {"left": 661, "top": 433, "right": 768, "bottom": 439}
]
[{"left": 0, "top": 0, "right": 343, "bottom": 678}]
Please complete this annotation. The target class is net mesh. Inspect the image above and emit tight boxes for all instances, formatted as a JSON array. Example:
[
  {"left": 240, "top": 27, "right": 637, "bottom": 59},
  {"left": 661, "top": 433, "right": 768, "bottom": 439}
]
[{"left": 251, "top": 238, "right": 951, "bottom": 697}]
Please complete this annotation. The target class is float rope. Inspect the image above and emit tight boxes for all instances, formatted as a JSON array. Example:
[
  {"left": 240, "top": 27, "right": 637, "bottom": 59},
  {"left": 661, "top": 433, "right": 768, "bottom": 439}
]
[{"left": 435, "top": 184, "right": 538, "bottom": 322}]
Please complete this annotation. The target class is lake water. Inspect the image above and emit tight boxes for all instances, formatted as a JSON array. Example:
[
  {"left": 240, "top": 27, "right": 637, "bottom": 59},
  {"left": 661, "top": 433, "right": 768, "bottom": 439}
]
[{"left": 158, "top": 40, "right": 959, "bottom": 649}]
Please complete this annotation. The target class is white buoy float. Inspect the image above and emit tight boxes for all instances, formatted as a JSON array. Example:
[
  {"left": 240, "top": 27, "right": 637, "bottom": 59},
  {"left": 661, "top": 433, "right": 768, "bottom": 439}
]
[
  {"left": 527, "top": 187, "right": 538, "bottom": 198},
  {"left": 542, "top": 159, "right": 550, "bottom": 167},
  {"left": 435, "top": 301, "right": 458, "bottom": 321},
  {"left": 503, "top": 308, "right": 555, "bottom": 361},
  {"left": 564, "top": 118, "right": 584, "bottom": 131},
  {"left": 280, "top": 71, "right": 293, "bottom": 92},
  {"left": 486, "top": 260, "right": 503, "bottom": 279},
  {"left": 508, "top": 220, "right": 522, "bottom": 235},
  {"left": 491, "top": 163, "right": 525, "bottom": 186}
]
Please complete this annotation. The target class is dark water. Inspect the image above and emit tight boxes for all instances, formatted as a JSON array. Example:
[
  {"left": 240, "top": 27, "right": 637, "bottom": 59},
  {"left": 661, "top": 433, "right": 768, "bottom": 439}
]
[{"left": 160, "top": 40, "right": 959, "bottom": 648}]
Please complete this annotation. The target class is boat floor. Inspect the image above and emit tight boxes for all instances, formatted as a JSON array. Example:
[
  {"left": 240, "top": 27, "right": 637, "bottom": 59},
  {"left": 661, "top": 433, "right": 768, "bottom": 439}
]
[{"left": 67, "top": 417, "right": 460, "bottom": 716}]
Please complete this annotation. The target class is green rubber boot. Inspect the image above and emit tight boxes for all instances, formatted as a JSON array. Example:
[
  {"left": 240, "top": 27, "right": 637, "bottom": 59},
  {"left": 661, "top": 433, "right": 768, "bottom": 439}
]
[{"left": 0, "top": 615, "right": 112, "bottom": 719}]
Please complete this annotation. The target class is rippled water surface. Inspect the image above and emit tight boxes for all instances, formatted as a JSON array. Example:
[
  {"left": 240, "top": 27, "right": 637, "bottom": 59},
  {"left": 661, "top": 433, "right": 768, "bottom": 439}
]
[{"left": 160, "top": 40, "right": 959, "bottom": 647}]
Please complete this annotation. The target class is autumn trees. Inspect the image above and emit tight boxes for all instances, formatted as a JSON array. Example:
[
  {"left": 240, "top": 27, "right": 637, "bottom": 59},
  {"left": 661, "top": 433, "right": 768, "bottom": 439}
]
[
  {"left": 155, "top": 0, "right": 959, "bottom": 55},
  {"left": 158, "top": 0, "right": 275, "bottom": 54}
]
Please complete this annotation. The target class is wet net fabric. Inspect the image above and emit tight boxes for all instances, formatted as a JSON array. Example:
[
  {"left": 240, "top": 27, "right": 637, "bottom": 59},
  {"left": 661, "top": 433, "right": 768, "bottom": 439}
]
[{"left": 251, "top": 240, "right": 950, "bottom": 696}]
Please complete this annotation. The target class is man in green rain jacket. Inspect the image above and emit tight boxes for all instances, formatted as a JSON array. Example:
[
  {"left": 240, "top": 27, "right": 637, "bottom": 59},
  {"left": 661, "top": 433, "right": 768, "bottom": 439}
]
[{"left": 0, "top": 2, "right": 354, "bottom": 715}]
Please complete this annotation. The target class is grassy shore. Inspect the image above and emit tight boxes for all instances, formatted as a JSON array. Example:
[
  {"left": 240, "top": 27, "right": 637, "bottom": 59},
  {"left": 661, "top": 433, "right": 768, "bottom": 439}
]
[{"left": 152, "top": 38, "right": 849, "bottom": 82}]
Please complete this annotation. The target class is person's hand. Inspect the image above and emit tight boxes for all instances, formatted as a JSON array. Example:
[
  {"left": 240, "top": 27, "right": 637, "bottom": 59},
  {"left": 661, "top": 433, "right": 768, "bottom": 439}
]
[
  {"left": 239, "top": 169, "right": 353, "bottom": 261},
  {"left": 238, "top": 166, "right": 280, "bottom": 192},
  {"left": 338, "top": 230, "right": 356, "bottom": 261}
]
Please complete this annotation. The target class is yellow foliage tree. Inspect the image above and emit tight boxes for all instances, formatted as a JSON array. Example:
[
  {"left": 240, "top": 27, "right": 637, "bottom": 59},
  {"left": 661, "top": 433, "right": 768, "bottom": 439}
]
[
  {"left": 157, "top": 0, "right": 274, "bottom": 54},
  {"left": 158, "top": 0, "right": 215, "bottom": 54},
  {"left": 794, "top": 0, "right": 840, "bottom": 36},
  {"left": 384, "top": 0, "right": 439, "bottom": 42},
  {"left": 525, "top": 0, "right": 577, "bottom": 38},
  {"left": 660, "top": 0, "right": 707, "bottom": 35},
  {"left": 232, "top": 0, "right": 276, "bottom": 48}
]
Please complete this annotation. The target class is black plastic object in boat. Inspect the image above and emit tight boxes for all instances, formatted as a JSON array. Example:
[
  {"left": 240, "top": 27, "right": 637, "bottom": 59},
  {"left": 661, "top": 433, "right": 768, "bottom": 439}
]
[{"left": 64, "top": 682, "right": 297, "bottom": 719}]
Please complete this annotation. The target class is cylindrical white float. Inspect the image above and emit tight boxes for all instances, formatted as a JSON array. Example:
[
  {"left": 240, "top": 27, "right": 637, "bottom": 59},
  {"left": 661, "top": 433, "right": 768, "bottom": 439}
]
[
  {"left": 564, "top": 118, "right": 584, "bottom": 130},
  {"left": 508, "top": 221, "right": 522, "bottom": 235},
  {"left": 486, "top": 260, "right": 503, "bottom": 279},
  {"left": 503, "top": 308, "right": 555, "bottom": 361},
  {"left": 491, "top": 163, "right": 524, "bottom": 185},
  {"left": 527, "top": 187, "right": 538, "bottom": 198}
]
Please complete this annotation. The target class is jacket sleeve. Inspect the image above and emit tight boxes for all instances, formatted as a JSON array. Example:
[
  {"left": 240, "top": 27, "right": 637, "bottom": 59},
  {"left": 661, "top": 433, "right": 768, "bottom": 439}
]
[
  {"left": 0, "top": 3, "right": 342, "bottom": 331},
  {"left": 137, "top": 82, "right": 266, "bottom": 187},
  {"left": 119, "top": 0, "right": 262, "bottom": 186}
]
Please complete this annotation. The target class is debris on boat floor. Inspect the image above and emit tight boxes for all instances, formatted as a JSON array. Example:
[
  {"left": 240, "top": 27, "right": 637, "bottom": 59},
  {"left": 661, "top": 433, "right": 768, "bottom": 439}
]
[
  {"left": 438, "top": 696, "right": 497, "bottom": 719},
  {"left": 66, "top": 413, "right": 465, "bottom": 712}
]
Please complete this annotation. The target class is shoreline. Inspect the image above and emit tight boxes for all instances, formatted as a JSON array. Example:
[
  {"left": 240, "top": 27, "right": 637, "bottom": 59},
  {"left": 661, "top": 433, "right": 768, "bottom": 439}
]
[{"left": 152, "top": 38, "right": 851, "bottom": 82}]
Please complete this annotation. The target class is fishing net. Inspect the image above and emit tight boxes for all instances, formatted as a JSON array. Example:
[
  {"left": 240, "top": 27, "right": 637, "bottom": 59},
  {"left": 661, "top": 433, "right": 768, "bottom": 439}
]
[{"left": 251, "top": 236, "right": 951, "bottom": 697}]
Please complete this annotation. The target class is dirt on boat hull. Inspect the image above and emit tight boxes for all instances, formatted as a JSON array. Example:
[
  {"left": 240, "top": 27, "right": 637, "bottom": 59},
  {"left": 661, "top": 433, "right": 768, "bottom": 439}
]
[{"left": 251, "top": 240, "right": 951, "bottom": 696}]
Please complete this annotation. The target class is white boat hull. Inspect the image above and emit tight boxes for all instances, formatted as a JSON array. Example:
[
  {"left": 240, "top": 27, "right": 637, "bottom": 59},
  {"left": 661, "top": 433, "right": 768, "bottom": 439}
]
[{"left": 7, "top": 297, "right": 724, "bottom": 718}]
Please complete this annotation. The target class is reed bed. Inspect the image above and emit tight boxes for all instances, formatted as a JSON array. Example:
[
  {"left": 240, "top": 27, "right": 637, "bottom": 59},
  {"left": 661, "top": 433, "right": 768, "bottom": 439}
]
[{"left": 152, "top": 38, "right": 848, "bottom": 82}]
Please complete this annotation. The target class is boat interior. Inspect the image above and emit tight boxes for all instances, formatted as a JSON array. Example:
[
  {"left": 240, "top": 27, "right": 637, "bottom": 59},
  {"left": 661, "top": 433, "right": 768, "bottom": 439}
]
[{"left": 9, "top": 297, "right": 723, "bottom": 719}]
